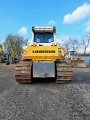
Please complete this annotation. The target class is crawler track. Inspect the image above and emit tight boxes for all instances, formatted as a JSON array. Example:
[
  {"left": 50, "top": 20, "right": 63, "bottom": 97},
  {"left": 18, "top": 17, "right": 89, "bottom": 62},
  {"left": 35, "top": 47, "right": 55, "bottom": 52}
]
[
  {"left": 15, "top": 61, "right": 73, "bottom": 84},
  {"left": 15, "top": 61, "right": 32, "bottom": 83},
  {"left": 56, "top": 62, "right": 73, "bottom": 83}
]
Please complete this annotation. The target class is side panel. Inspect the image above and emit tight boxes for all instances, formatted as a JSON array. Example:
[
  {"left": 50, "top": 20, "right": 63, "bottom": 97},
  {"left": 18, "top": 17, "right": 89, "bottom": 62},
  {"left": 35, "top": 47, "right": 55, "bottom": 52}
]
[{"left": 33, "top": 63, "right": 55, "bottom": 78}]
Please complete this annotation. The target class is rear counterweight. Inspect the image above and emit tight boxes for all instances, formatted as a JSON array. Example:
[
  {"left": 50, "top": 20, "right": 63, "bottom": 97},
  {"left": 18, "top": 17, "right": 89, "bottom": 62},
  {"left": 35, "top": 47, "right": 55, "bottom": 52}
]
[{"left": 33, "top": 62, "right": 55, "bottom": 78}]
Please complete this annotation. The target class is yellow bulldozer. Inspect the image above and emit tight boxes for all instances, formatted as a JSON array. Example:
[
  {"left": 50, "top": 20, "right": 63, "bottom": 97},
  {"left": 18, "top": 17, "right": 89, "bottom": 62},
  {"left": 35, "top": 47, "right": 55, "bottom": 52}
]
[
  {"left": 0, "top": 46, "right": 4, "bottom": 63},
  {"left": 67, "top": 50, "right": 86, "bottom": 68},
  {"left": 15, "top": 26, "right": 73, "bottom": 83}
]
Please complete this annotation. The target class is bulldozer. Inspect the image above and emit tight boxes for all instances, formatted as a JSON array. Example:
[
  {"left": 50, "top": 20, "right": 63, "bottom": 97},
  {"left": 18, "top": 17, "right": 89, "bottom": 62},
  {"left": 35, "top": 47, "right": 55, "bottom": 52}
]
[
  {"left": 0, "top": 52, "right": 3, "bottom": 63},
  {"left": 15, "top": 26, "right": 73, "bottom": 83},
  {"left": 67, "top": 50, "right": 86, "bottom": 68},
  {"left": 0, "top": 46, "right": 4, "bottom": 63}
]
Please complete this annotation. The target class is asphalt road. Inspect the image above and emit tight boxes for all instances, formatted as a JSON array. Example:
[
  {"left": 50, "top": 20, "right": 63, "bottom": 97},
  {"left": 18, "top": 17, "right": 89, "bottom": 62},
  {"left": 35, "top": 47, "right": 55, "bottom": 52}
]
[{"left": 0, "top": 63, "right": 90, "bottom": 120}]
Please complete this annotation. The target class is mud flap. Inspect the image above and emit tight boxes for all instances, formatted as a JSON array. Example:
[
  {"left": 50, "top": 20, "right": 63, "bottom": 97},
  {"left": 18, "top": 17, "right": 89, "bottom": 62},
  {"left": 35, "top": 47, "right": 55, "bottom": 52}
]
[{"left": 33, "top": 63, "right": 55, "bottom": 78}]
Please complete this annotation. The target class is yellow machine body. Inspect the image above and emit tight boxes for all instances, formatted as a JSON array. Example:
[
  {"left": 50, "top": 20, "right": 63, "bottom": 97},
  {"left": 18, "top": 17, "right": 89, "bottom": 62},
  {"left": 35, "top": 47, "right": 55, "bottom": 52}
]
[{"left": 23, "top": 45, "right": 65, "bottom": 62}]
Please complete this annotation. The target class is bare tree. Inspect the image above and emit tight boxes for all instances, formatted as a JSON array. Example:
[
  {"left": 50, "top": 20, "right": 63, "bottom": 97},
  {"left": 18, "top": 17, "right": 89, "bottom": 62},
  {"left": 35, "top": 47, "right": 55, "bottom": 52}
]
[
  {"left": 69, "top": 38, "right": 80, "bottom": 51},
  {"left": 62, "top": 38, "right": 70, "bottom": 53},
  {"left": 82, "top": 34, "right": 90, "bottom": 54}
]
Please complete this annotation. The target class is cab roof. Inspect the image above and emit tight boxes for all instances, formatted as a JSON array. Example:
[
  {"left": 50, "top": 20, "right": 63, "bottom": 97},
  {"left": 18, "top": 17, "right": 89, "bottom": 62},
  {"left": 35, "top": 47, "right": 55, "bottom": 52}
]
[{"left": 32, "top": 26, "right": 56, "bottom": 33}]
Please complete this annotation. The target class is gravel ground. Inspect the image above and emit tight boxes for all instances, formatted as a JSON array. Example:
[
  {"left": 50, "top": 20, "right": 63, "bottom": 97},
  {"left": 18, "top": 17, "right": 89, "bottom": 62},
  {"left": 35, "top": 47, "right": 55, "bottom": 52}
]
[{"left": 0, "top": 63, "right": 90, "bottom": 120}]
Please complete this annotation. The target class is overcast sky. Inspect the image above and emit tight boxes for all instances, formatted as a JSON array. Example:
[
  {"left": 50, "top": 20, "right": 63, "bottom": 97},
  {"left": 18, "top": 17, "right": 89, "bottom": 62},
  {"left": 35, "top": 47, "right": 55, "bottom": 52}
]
[{"left": 0, "top": 0, "right": 90, "bottom": 43}]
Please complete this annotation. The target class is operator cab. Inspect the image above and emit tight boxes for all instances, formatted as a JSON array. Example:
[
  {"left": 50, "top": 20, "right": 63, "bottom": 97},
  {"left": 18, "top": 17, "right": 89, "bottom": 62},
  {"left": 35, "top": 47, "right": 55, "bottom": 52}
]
[
  {"left": 32, "top": 26, "right": 56, "bottom": 46},
  {"left": 69, "top": 51, "right": 77, "bottom": 56}
]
